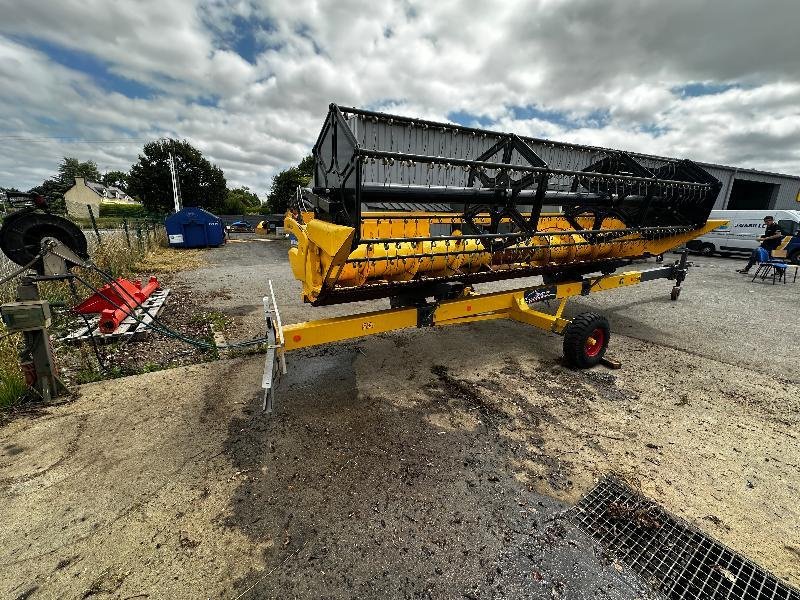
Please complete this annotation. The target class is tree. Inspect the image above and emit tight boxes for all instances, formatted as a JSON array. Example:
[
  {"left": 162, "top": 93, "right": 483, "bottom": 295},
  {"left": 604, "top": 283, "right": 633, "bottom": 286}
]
[
  {"left": 222, "top": 186, "right": 260, "bottom": 214},
  {"left": 127, "top": 139, "right": 227, "bottom": 213},
  {"left": 29, "top": 157, "right": 101, "bottom": 201},
  {"left": 26, "top": 157, "right": 100, "bottom": 213},
  {"left": 266, "top": 155, "right": 313, "bottom": 214},
  {"left": 101, "top": 170, "right": 129, "bottom": 191},
  {"left": 58, "top": 157, "right": 101, "bottom": 186}
]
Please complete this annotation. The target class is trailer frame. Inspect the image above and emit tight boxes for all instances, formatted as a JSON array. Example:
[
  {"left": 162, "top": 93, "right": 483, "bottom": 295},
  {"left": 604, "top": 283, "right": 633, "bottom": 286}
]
[{"left": 261, "top": 253, "right": 690, "bottom": 412}]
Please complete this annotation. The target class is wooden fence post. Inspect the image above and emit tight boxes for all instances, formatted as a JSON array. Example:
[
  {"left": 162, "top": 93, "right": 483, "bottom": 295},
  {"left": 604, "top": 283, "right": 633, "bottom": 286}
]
[
  {"left": 122, "top": 219, "right": 131, "bottom": 248},
  {"left": 87, "top": 204, "right": 101, "bottom": 244}
]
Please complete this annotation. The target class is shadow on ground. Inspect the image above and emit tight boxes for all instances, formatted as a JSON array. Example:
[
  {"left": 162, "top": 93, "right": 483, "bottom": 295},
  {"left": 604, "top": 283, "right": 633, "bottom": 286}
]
[{"left": 219, "top": 341, "right": 652, "bottom": 599}]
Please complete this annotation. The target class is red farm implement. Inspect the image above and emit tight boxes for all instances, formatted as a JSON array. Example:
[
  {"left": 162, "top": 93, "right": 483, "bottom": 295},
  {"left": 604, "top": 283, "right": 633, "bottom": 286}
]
[{"left": 74, "top": 276, "right": 160, "bottom": 334}]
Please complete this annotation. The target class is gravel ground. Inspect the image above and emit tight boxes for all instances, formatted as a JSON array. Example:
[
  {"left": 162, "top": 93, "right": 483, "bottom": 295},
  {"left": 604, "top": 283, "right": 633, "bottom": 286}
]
[{"left": 0, "top": 234, "right": 798, "bottom": 599}]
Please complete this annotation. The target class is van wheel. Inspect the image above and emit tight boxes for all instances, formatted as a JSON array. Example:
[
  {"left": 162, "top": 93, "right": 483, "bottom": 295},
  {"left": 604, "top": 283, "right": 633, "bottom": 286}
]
[{"left": 699, "top": 243, "right": 715, "bottom": 257}]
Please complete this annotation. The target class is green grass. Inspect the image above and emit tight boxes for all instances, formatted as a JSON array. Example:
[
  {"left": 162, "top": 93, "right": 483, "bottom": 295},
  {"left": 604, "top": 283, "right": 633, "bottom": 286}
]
[
  {"left": 0, "top": 256, "right": 24, "bottom": 408},
  {"left": 188, "top": 310, "right": 230, "bottom": 332},
  {"left": 98, "top": 203, "right": 147, "bottom": 218},
  {"left": 72, "top": 216, "right": 164, "bottom": 229},
  {"left": 0, "top": 369, "right": 26, "bottom": 409}
]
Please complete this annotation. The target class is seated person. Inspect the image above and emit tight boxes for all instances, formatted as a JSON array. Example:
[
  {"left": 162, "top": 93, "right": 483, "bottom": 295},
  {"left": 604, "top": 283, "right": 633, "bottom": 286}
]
[{"left": 737, "top": 215, "right": 783, "bottom": 274}]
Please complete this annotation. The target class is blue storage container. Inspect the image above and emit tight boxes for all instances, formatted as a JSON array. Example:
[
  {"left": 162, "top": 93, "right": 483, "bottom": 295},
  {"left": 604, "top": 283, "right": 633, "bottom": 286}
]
[{"left": 164, "top": 207, "right": 225, "bottom": 248}]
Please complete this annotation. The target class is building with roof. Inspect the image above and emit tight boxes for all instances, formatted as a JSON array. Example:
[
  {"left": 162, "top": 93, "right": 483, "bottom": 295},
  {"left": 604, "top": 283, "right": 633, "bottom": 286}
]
[
  {"left": 64, "top": 177, "right": 136, "bottom": 219},
  {"left": 694, "top": 163, "right": 800, "bottom": 211}
]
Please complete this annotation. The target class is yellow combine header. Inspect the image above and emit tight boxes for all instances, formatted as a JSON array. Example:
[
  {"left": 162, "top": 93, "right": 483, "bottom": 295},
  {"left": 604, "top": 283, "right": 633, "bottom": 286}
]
[
  {"left": 261, "top": 104, "right": 725, "bottom": 411},
  {"left": 286, "top": 211, "right": 723, "bottom": 305}
]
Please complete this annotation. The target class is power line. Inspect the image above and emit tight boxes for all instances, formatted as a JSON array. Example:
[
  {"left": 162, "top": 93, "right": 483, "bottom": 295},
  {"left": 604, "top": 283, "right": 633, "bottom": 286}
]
[{"left": 0, "top": 136, "right": 157, "bottom": 144}]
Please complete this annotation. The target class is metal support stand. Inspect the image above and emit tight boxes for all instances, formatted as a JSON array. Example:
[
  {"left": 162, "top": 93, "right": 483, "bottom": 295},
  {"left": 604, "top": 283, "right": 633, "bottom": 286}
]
[
  {"left": 0, "top": 240, "right": 88, "bottom": 403},
  {"left": 670, "top": 250, "right": 689, "bottom": 301},
  {"left": 261, "top": 281, "right": 286, "bottom": 413},
  {"left": 14, "top": 279, "right": 68, "bottom": 402}
]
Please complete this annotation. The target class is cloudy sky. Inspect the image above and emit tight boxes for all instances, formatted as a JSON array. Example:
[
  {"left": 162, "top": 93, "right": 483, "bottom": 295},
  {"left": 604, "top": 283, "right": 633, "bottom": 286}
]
[{"left": 1, "top": 0, "right": 799, "bottom": 196}]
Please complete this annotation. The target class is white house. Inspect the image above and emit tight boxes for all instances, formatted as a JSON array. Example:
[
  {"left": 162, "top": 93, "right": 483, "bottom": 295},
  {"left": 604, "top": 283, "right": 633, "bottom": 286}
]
[{"left": 64, "top": 177, "right": 136, "bottom": 219}]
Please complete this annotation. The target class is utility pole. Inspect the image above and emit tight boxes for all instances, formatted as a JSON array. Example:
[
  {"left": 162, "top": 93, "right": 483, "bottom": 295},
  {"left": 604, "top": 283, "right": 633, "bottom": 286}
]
[{"left": 168, "top": 153, "right": 182, "bottom": 213}]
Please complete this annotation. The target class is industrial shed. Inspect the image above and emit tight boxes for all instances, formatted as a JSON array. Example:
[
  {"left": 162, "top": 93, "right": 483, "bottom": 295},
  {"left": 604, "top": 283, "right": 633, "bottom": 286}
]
[{"left": 697, "top": 163, "right": 800, "bottom": 211}]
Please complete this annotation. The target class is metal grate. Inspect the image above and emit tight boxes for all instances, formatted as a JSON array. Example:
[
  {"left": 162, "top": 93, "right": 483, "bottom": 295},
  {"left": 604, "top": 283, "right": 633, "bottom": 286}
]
[{"left": 571, "top": 475, "right": 800, "bottom": 600}]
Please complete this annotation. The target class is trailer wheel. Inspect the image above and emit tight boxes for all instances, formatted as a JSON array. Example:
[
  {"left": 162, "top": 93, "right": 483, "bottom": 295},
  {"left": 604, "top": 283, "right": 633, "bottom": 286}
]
[
  {"left": 562, "top": 313, "right": 610, "bottom": 368},
  {"left": 670, "top": 286, "right": 681, "bottom": 301}
]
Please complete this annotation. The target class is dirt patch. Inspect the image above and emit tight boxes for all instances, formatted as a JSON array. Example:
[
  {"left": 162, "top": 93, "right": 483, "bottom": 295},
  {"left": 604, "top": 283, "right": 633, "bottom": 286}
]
[
  {"left": 355, "top": 322, "right": 800, "bottom": 582},
  {"left": 134, "top": 247, "right": 206, "bottom": 273}
]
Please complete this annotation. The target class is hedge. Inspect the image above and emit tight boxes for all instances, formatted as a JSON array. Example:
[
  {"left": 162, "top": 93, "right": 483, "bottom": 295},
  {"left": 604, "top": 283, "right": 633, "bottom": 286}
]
[{"left": 99, "top": 202, "right": 146, "bottom": 218}]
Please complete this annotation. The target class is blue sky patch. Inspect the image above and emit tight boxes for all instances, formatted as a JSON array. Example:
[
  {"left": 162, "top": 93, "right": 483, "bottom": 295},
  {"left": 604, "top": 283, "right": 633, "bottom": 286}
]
[
  {"left": 673, "top": 81, "right": 740, "bottom": 97},
  {"left": 511, "top": 105, "right": 610, "bottom": 129},
  {"left": 16, "top": 36, "right": 157, "bottom": 99},
  {"left": 212, "top": 14, "right": 279, "bottom": 63},
  {"left": 449, "top": 106, "right": 610, "bottom": 131},
  {"left": 447, "top": 111, "right": 494, "bottom": 128},
  {"left": 195, "top": 94, "right": 220, "bottom": 108},
  {"left": 638, "top": 123, "right": 670, "bottom": 137}
]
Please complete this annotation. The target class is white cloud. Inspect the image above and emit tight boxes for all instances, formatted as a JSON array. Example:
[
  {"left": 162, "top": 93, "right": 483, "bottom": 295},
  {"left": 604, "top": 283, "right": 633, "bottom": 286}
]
[{"left": 0, "top": 0, "right": 798, "bottom": 195}]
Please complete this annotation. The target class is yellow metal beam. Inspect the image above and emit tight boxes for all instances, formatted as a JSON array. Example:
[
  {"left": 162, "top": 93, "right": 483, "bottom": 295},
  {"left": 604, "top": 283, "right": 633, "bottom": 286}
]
[
  {"left": 283, "top": 306, "right": 417, "bottom": 350},
  {"left": 435, "top": 312, "right": 509, "bottom": 327},
  {"left": 509, "top": 297, "right": 570, "bottom": 333},
  {"left": 279, "top": 265, "right": 673, "bottom": 351}
]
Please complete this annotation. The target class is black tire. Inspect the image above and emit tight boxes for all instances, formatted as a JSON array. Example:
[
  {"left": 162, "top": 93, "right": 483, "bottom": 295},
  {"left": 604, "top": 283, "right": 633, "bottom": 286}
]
[
  {"left": 562, "top": 312, "right": 610, "bottom": 369},
  {"left": 790, "top": 250, "right": 800, "bottom": 266},
  {"left": 670, "top": 286, "right": 681, "bottom": 301},
  {"left": 699, "top": 243, "right": 715, "bottom": 257}
]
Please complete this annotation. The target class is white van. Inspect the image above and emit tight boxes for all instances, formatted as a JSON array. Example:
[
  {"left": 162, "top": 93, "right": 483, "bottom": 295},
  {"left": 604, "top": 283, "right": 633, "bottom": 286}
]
[{"left": 686, "top": 209, "right": 800, "bottom": 263}]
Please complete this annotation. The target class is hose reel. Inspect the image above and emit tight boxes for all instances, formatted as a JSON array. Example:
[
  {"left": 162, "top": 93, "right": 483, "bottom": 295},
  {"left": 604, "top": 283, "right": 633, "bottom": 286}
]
[{"left": 0, "top": 207, "right": 89, "bottom": 276}]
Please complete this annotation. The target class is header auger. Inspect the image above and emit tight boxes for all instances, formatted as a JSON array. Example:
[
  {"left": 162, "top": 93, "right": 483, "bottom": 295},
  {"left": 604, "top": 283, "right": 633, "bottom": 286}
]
[{"left": 263, "top": 104, "right": 725, "bottom": 410}]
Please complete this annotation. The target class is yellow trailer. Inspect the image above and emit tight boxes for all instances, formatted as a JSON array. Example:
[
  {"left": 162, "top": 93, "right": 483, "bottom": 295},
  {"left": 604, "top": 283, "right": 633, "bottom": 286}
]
[{"left": 260, "top": 105, "right": 725, "bottom": 411}]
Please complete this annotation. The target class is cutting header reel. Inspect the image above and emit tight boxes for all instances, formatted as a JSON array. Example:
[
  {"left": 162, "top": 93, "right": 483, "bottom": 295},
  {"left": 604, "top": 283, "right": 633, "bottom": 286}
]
[{"left": 286, "top": 104, "right": 722, "bottom": 306}]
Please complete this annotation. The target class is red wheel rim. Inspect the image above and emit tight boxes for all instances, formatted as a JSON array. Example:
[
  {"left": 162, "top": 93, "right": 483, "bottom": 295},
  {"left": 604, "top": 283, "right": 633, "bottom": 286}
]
[{"left": 585, "top": 327, "right": 605, "bottom": 357}]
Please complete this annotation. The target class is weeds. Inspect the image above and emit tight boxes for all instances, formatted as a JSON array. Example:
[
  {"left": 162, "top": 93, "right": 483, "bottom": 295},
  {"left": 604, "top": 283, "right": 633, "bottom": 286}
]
[
  {"left": 73, "top": 362, "right": 163, "bottom": 384},
  {"left": 0, "top": 368, "right": 26, "bottom": 409},
  {"left": 135, "top": 247, "right": 205, "bottom": 273},
  {"left": 190, "top": 310, "right": 230, "bottom": 332}
]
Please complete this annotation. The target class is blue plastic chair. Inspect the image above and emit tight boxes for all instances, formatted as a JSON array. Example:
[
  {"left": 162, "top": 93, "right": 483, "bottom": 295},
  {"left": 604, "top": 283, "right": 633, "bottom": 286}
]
[{"left": 752, "top": 247, "right": 789, "bottom": 284}]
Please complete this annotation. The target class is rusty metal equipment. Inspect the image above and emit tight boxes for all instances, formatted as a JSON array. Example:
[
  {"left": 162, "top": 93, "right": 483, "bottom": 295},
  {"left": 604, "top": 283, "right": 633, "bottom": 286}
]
[
  {"left": 0, "top": 201, "right": 91, "bottom": 401},
  {"left": 260, "top": 105, "right": 726, "bottom": 411}
]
